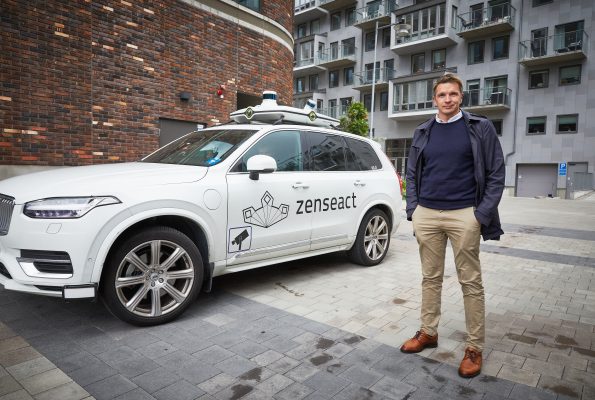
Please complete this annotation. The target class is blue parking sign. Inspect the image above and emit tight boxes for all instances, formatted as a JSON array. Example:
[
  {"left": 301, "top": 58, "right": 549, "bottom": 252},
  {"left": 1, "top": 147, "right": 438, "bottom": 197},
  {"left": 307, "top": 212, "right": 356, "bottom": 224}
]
[{"left": 559, "top": 162, "right": 567, "bottom": 176}]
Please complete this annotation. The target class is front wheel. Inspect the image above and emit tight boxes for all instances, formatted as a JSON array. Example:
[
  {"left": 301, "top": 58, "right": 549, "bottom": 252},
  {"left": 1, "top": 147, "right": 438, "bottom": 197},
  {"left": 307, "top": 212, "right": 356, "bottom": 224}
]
[
  {"left": 348, "top": 209, "right": 391, "bottom": 266},
  {"left": 102, "top": 226, "right": 203, "bottom": 326}
]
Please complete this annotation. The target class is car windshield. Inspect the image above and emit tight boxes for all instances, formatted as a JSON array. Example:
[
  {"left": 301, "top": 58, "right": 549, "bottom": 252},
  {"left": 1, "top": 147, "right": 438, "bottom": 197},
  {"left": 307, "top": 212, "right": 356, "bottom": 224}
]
[{"left": 142, "top": 129, "right": 258, "bottom": 166}]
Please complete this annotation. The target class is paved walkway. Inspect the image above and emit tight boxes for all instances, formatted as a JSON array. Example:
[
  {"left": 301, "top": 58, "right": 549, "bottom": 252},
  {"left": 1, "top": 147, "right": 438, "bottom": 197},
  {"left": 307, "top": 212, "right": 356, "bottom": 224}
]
[{"left": 0, "top": 196, "right": 594, "bottom": 399}]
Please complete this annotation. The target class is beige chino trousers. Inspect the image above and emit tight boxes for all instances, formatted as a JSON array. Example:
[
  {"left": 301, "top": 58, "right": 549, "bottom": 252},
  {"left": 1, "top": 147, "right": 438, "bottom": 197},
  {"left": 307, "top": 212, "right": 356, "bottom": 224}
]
[{"left": 412, "top": 205, "right": 485, "bottom": 351}]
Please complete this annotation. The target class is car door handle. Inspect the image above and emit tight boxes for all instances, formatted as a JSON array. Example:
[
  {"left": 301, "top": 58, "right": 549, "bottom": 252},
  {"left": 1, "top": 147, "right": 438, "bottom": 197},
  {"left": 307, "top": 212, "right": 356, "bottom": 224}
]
[
  {"left": 354, "top": 180, "right": 366, "bottom": 187},
  {"left": 292, "top": 182, "right": 309, "bottom": 189}
]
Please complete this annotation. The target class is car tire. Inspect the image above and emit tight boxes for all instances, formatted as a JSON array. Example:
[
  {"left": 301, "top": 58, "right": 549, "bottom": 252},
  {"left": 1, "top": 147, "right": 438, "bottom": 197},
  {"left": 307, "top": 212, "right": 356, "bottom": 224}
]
[
  {"left": 102, "top": 226, "right": 203, "bottom": 326},
  {"left": 348, "top": 208, "right": 391, "bottom": 266}
]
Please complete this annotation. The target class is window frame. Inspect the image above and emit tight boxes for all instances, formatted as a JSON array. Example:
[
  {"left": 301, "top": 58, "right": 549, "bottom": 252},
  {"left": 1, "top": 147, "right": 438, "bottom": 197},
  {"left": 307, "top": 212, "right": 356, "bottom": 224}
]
[
  {"left": 346, "top": 7, "right": 356, "bottom": 26},
  {"left": 556, "top": 114, "right": 578, "bottom": 134},
  {"left": 468, "top": 40, "right": 485, "bottom": 64},
  {"left": 380, "top": 91, "right": 389, "bottom": 111},
  {"left": 344, "top": 67, "right": 354, "bottom": 86},
  {"left": 492, "top": 35, "right": 509, "bottom": 60},
  {"left": 411, "top": 53, "right": 425, "bottom": 73},
  {"left": 490, "top": 119, "right": 503, "bottom": 136},
  {"left": 331, "top": 12, "right": 341, "bottom": 31},
  {"left": 365, "top": 31, "right": 376, "bottom": 52},
  {"left": 329, "top": 70, "right": 339, "bottom": 88},
  {"left": 559, "top": 64, "right": 581, "bottom": 86},
  {"left": 527, "top": 116, "right": 547, "bottom": 135},
  {"left": 529, "top": 70, "right": 549, "bottom": 89}
]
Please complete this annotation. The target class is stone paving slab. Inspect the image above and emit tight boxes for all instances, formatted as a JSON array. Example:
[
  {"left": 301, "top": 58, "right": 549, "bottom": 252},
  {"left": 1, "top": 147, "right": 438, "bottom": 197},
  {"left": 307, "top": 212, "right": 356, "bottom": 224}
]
[{"left": 0, "top": 196, "right": 593, "bottom": 400}]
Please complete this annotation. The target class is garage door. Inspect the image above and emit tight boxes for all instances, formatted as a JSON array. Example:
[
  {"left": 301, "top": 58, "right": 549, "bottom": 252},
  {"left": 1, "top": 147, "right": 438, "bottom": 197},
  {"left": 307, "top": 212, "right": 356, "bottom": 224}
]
[{"left": 516, "top": 164, "right": 558, "bottom": 198}]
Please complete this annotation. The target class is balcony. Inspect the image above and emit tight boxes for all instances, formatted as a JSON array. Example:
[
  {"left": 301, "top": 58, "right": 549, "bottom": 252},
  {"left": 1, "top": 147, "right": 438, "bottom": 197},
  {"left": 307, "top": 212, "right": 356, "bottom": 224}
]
[
  {"left": 353, "top": 68, "right": 395, "bottom": 91},
  {"left": 293, "top": 57, "right": 326, "bottom": 76},
  {"left": 319, "top": 0, "right": 357, "bottom": 11},
  {"left": 294, "top": 0, "right": 328, "bottom": 25},
  {"left": 456, "top": 3, "right": 516, "bottom": 39},
  {"left": 293, "top": 88, "right": 326, "bottom": 100},
  {"left": 353, "top": 1, "right": 397, "bottom": 31},
  {"left": 389, "top": 78, "right": 436, "bottom": 121},
  {"left": 318, "top": 44, "right": 357, "bottom": 69},
  {"left": 519, "top": 30, "right": 588, "bottom": 67},
  {"left": 462, "top": 87, "right": 511, "bottom": 112}
]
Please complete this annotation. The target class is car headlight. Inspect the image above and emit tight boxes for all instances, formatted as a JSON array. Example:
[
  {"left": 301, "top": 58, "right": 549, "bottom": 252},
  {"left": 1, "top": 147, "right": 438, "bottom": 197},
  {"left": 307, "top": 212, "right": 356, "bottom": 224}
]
[{"left": 24, "top": 196, "right": 121, "bottom": 219}]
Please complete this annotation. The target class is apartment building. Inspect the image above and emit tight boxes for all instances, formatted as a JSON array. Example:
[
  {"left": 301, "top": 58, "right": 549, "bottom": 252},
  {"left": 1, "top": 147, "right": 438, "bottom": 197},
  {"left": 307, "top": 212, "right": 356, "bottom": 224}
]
[{"left": 292, "top": 0, "right": 593, "bottom": 198}]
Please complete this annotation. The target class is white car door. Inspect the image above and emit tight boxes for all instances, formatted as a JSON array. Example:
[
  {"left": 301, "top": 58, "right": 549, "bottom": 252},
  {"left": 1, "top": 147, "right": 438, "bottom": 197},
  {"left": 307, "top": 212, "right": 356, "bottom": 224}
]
[
  {"left": 226, "top": 129, "right": 312, "bottom": 267},
  {"left": 302, "top": 131, "right": 362, "bottom": 250}
]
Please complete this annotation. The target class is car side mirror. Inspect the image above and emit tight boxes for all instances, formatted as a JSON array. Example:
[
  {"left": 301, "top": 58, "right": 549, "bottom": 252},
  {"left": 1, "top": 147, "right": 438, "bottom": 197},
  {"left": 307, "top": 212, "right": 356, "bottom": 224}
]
[{"left": 247, "top": 155, "right": 277, "bottom": 180}]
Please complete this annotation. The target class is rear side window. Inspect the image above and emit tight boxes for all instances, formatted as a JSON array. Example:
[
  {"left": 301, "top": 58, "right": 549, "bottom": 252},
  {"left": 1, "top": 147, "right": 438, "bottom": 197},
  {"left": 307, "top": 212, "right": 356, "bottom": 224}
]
[
  {"left": 231, "top": 130, "right": 303, "bottom": 172},
  {"left": 303, "top": 131, "right": 348, "bottom": 171},
  {"left": 344, "top": 137, "right": 382, "bottom": 170}
]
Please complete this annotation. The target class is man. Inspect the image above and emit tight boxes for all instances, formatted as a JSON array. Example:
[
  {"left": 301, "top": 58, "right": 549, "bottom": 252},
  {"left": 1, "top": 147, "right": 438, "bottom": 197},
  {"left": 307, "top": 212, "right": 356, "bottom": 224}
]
[{"left": 400, "top": 74, "right": 505, "bottom": 378}]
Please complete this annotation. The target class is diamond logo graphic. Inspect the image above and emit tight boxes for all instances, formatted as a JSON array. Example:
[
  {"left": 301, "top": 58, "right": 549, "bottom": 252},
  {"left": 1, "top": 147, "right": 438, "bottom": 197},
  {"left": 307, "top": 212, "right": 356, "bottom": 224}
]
[{"left": 243, "top": 192, "right": 289, "bottom": 228}]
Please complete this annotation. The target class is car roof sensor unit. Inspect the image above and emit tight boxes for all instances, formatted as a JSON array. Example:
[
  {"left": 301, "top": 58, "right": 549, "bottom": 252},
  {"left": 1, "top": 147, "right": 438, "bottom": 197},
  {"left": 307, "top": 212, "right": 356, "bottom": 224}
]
[{"left": 230, "top": 91, "right": 340, "bottom": 128}]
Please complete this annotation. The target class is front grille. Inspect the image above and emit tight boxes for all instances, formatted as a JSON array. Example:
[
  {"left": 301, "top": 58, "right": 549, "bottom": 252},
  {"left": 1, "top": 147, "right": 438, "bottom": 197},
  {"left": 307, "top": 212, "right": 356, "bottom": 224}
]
[
  {"left": 0, "top": 262, "right": 12, "bottom": 279},
  {"left": 0, "top": 194, "right": 15, "bottom": 236},
  {"left": 20, "top": 250, "right": 73, "bottom": 274}
]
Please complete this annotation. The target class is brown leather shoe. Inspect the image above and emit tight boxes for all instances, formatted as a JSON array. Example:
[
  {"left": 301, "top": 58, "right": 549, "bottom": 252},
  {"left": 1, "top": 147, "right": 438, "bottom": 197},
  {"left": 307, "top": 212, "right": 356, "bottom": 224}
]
[
  {"left": 458, "top": 347, "right": 482, "bottom": 378},
  {"left": 400, "top": 330, "right": 438, "bottom": 353}
]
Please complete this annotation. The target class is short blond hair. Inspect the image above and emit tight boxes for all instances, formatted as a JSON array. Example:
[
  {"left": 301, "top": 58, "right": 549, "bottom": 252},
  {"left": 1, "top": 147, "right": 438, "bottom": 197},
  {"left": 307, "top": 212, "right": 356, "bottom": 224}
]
[{"left": 433, "top": 73, "right": 463, "bottom": 95}]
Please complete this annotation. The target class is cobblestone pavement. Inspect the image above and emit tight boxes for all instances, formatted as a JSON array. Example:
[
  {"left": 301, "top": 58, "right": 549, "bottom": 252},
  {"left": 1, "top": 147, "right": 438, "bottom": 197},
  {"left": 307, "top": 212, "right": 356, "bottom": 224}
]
[{"left": 0, "top": 196, "right": 594, "bottom": 400}]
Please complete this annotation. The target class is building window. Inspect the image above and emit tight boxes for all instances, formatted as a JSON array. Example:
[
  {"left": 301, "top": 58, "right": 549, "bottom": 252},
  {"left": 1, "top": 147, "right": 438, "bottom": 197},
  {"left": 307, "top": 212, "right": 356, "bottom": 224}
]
[
  {"left": 331, "top": 12, "right": 341, "bottom": 30},
  {"left": 329, "top": 70, "right": 339, "bottom": 88},
  {"left": 234, "top": 0, "right": 260, "bottom": 12},
  {"left": 340, "top": 97, "right": 351, "bottom": 115},
  {"left": 396, "top": 3, "right": 446, "bottom": 44},
  {"left": 346, "top": 7, "right": 356, "bottom": 26},
  {"left": 529, "top": 70, "right": 549, "bottom": 89},
  {"left": 451, "top": 5, "right": 458, "bottom": 28},
  {"left": 382, "top": 27, "right": 391, "bottom": 48},
  {"left": 557, "top": 114, "right": 578, "bottom": 134},
  {"left": 316, "top": 99, "right": 323, "bottom": 112},
  {"left": 554, "top": 20, "right": 584, "bottom": 52},
  {"left": 532, "top": 0, "right": 553, "bottom": 6},
  {"left": 365, "top": 31, "right": 375, "bottom": 52},
  {"left": 295, "top": 77, "right": 305, "bottom": 93},
  {"left": 384, "top": 59, "right": 394, "bottom": 79},
  {"left": 297, "top": 23, "right": 307, "bottom": 38},
  {"left": 328, "top": 99, "right": 337, "bottom": 118},
  {"left": 432, "top": 49, "right": 446, "bottom": 70},
  {"left": 491, "top": 119, "right": 503, "bottom": 136},
  {"left": 363, "top": 94, "right": 372, "bottom": 112},
  {"left": 309, "top": 74, "right": 319, "bottom": 91},
  {"left": 385, "top": 138, "right": 412, "bottom": 177},
  {"left": 412, "top": 53, "right": 425, "bottom": 73},
  {"left": 468, "top": 41, "right": 484, "bottom": 64},
  {"left": 559, "top": 65, "right": 581, "bottom": 85},
  {"left": 484, "top": 76, "right": 507, "bottom": 104},
  {"left": 344, "top": 67, "right": 354, "bottom": 85},
  {"left": 393, "top": 79, "right": 434, "bottom": 112},
  {"left": 342, "top": 37, "right": 356, "bottom": 57},
  {"left": 527, "top": 116, "right": 546, "bottom": 135},
  {"left": 380, "top": 91, "right": 388, "bottom": 111},
  {"left": 492, "top": 36, "right": 509, "bottom": 60},
  {"left": 310, "top": 19, "right": 320, "bottom": 35}
]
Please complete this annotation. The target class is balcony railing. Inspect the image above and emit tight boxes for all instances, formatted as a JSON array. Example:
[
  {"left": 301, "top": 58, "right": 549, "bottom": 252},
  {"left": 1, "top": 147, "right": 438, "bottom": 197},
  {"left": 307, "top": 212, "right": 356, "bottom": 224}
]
[
  {"left": 462, "top": 87, "right": 512, "bottom": 109},
  {"left": 354, "top": 68, "right": 395, "bottom": 87},
  {"left": 318, "top": 44, "right": 357, "bottom": 66},
  {"left": 519, "top": 30, "right": 588, "bottom": 66},
  {"left": 294, "top": 0, "right": 327, "bottom": 24},
  {"left": 354, "top": 1, "right": 397, "bottom": 28},
  {"left": 456, "top": 3, "right": 515, "bottom": 38},
  {"left": 323, "top": 105, "right": 349, "bottom": 119}
]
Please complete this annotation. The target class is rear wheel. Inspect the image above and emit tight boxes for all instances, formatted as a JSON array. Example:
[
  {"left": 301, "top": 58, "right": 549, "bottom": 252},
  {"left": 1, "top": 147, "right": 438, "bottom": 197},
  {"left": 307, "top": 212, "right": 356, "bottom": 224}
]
[
  {"left": 102, "top": 226, "right": 203, "bottom": 325},
  {"left": 348, "top": 209, "right": 391, "bottom": 266}
]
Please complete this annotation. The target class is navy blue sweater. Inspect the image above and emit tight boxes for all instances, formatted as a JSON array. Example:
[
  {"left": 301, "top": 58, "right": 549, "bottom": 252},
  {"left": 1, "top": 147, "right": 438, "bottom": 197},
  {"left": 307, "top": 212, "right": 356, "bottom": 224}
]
[{"left": 418, "top": 118, "right": 476, "bottom": 210}]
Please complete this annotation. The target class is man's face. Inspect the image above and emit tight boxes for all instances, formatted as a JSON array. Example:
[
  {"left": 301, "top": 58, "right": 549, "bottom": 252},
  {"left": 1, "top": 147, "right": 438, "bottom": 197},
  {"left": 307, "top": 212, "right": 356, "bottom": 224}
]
[{"left": 433, "top": 82, "right": 462, "bottom": 120}]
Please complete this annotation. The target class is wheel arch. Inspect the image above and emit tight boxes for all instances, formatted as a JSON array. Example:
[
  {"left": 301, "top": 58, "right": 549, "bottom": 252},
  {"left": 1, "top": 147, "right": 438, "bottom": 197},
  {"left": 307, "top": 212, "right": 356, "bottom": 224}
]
[{"left": 91, "top": 210, "right": 214, "bottom": 286}]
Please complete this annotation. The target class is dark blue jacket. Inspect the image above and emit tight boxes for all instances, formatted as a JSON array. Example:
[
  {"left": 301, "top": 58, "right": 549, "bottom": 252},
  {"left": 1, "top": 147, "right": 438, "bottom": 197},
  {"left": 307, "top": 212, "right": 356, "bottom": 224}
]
[{"left": 406, "top": 111, "right": 505, "bottom": 240}]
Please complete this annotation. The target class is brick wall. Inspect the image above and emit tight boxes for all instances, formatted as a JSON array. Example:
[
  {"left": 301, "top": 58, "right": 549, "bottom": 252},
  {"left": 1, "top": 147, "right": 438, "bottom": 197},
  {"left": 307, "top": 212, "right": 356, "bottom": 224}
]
[{"left": 0, "top": 0, "right": 294, "bottom": 166}]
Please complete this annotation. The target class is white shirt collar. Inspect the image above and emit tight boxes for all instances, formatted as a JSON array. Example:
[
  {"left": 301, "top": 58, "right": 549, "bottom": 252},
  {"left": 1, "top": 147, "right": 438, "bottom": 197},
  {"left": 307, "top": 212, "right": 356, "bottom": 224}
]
[{"left": 435, "top": 110, "right": 463, "bottom": 124}]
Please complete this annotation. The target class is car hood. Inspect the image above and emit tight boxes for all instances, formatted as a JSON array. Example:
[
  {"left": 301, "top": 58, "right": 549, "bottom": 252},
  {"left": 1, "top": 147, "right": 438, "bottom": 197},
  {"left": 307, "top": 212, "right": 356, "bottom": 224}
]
[{"left": 0, "top": 162, "right": 208, "bottom": 204}]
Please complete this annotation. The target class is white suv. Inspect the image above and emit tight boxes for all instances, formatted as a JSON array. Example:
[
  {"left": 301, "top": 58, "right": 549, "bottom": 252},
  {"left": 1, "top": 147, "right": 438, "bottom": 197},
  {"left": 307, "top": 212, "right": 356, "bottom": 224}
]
[{"left": 0, "top": 98, "right": 402, "bottom": 325}]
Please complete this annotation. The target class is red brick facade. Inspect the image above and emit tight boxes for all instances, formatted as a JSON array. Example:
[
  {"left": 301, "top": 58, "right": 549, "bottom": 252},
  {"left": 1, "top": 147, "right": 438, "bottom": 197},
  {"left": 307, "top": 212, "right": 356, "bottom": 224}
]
[{"left": 0, "top": 0, "right": 293, "bottom": 166}]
